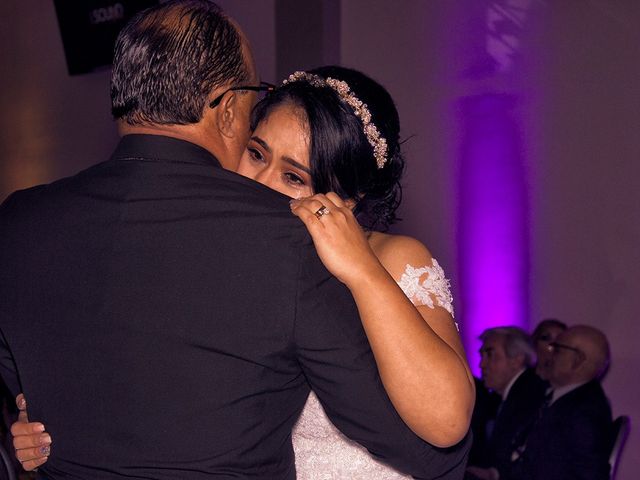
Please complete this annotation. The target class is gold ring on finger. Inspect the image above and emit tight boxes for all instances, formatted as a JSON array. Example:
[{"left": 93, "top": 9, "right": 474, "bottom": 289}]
[{"left": 314, "top": 205, "right": 330, "bottom": 219}]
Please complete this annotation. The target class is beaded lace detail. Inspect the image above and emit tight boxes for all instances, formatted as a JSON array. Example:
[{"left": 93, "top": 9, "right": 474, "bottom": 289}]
[
  {"left": 292, "top": 258, "right": 456, "bottom": 478},
  {"left": 293, "top": 392, "right": 411, "bottom": 479},
  {"left": 397, "top": 259, "right": 455, "bottom": 318}
]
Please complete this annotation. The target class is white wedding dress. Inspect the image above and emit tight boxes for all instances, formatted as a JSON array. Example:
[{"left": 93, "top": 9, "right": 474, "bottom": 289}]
[{"left": 292, "top": 260, "right": 456, "bottom": 479}]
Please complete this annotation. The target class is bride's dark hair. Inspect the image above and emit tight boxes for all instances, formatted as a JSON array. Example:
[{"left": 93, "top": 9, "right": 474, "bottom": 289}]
[{"left": 250, "top": 66, "right": 404, "bottom": 231}]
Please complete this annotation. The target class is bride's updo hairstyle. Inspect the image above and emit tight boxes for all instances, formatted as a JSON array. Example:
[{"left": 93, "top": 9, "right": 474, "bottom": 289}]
[{"left": 250, "top": 66, "right": 405, "bottom": 231}]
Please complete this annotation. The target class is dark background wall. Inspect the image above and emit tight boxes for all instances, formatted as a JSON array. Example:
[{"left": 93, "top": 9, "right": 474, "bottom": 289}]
[{"left": 0, "top": 1, "right": 638, "bottom": 477}]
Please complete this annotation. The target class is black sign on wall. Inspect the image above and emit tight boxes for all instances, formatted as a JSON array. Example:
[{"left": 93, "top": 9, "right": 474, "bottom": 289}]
[{"left": 53, "top": 0, "right": 160, "bottom": 75}]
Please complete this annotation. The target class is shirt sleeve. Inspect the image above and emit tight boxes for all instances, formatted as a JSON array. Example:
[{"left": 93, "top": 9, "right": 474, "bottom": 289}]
[
  {"left": 292, "top": 238, "right": 470, "bottom": 479},
  {"left": 0, "top": 333, "right": 20, "bottom": 397},
  {"left": 0, "top": 192, "right": 24, "bottom": 397}
]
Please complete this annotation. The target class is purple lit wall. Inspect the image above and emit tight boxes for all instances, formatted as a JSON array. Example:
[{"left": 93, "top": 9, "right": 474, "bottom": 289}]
[
  {"left": 341, "top": 13, "right": 640, "bottom": 472},
  {"left": 339, "top": 0, "right": 539, "bottom": 375},
  {"left": 445, "top": 0, "right": 538, "bottom": 374},
  {"left": 458, "top": 94, "right": 529, "bottom": 375}
]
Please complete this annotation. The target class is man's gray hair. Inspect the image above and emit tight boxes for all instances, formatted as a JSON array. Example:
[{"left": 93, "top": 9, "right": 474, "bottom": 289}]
[{"left": 480, "top": 326, "right": 536, "bottom": 367}]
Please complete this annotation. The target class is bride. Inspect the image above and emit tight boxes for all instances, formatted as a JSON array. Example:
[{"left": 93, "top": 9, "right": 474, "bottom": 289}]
[{"left": 12, "top": 66, "right": 474, "bottom": 478}]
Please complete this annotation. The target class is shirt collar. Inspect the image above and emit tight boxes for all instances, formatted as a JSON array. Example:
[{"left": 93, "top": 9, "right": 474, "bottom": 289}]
[
  {"left": 111, "top": 134, "right": 222, "bottom": 168},
  {"left": 550, "top": 381, "right": 589, "bottom": 404}
]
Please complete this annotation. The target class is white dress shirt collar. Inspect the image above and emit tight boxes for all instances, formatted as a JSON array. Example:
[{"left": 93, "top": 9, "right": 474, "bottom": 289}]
[{"left": 550, "top": 381, "right": 588, "bottom": 404}]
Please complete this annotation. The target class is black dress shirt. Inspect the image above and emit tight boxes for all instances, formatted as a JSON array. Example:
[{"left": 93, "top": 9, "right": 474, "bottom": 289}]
[{"left": 0, "top": 135, "right": 470, "bottom": 479}]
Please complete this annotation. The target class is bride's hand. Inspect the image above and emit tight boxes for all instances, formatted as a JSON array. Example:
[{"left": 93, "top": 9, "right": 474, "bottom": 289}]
[
  {"left": 11, "top": 394, "right": 51, "bottom": 471},
  {"left": 290, "top": 192, "right": 384, "bottom": 286}
]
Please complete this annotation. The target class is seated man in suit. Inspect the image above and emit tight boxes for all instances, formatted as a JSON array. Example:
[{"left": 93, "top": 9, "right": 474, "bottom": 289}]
[
  {"left": 466, "top": 327, "right": 547, "bottom": 480},
  {"left": 508, "top": 325, "right": 613, "bottom": 480},
  {"left": 467, "top": 377, "right": 501, "bottom": 467}
]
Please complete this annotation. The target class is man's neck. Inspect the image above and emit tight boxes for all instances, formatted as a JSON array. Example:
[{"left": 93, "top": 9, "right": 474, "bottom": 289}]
[
  {"left": 549, "top": 379, "right": 590, "bottom": 404},
  {"left": 118, "top": 123, "right": 229, "bottom": 168}
]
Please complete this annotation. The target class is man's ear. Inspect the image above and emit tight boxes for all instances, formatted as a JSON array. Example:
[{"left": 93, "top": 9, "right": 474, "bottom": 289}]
[
  {"left": 571, "top": 353, "right": 586, "bottom": 370},
  {"left": 214, "top": 91, "right": 239, "bottom": 139}
]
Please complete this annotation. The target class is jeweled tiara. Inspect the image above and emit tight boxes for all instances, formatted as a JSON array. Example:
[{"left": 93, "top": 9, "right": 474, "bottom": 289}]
[{"left": 282, "top": 71, "right": 389, "bottom": 169}]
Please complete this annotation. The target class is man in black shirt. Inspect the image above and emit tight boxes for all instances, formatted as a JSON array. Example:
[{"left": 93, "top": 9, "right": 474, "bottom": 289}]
[{"left": 0, "top": 2, "right": 469, "bottom": 478}]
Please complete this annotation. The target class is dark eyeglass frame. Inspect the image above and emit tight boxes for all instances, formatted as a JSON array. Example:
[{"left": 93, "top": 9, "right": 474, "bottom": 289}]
[
  {"left": 208, "top": 81, "right": 276, "bottom": 109},
  {"left": 535, "top": 333, "right": 554, "bottom": 343},
  {"left": 547, "top": 341, "right": 584, "bottom": 359}
]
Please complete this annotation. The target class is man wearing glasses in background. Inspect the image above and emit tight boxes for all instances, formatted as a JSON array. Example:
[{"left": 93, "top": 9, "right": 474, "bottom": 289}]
[{"left": 506, "top": 325, "right": 613, "bottom": 480}]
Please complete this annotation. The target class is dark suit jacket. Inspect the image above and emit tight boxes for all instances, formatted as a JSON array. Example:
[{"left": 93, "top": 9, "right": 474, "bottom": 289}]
[
  {"left": 0, "top": 135, "right": 469, "bottom": 479},
  {"left": 511, "top": 380, "right": 613, "bottom": 480},
  {"left": 484, "top": 368, "right": 547, "bottom": 475},
  {"left": 468, "top": 377, "right": 501, "bottom": 466}
]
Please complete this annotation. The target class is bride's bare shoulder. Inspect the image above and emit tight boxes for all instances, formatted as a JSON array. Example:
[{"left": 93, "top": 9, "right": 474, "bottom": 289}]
[{"left": 368, "top": 232, "right": 434, "bottom": 279}]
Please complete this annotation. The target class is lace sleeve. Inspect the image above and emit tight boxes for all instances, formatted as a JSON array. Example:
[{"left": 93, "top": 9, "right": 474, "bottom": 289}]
[{"left": 396, "top": 259, "right": 456, "bottom": 326}]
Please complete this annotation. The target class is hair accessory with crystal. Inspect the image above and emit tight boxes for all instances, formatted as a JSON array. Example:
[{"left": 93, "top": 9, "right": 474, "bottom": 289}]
[{"left": 282, "top": 71, "right": 388, "bottom": 169}]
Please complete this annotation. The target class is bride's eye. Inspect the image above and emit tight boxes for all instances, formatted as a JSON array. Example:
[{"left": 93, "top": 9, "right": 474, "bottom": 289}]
[
  {"left": 248, "top": 147, "right": 265, "bottom": 163},
  {"left": 284, "top": 172, "right": 306, "bottom": 186}
]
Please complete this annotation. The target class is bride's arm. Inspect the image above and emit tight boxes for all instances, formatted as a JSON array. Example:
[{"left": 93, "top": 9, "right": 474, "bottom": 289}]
[
  {"left": 354, "top": 234, "right": 474, "bottom": 446},
  {"left": 290, "top": 193, "right": 474, "bottom": 447}
]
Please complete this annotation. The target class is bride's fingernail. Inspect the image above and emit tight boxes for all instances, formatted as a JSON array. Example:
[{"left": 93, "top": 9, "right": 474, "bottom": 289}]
[
  {"left": 17, "top": 397, "right": 26, "bottom": 409},
  {"left": 40, "top": 433, "right": 51, "bottom": 445},
  {"left": 39, "top": 445, "right": 50, "bottom": 456}
]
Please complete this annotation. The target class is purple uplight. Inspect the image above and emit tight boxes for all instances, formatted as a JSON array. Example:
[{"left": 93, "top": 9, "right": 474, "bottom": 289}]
[{"left": 457, "top": 94, "right": 529, "bottom": 376}]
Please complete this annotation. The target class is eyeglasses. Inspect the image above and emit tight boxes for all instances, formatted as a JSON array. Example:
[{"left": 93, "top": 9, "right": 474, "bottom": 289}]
[
  {"left": 547, "top": 342, "right": 584, "bottom": 359},
  {"left": 535, "top": 333, "right": 554, "bottom": 343},
  {"left": 209, "top": 81, "right": 276, "bottom": 109}
]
